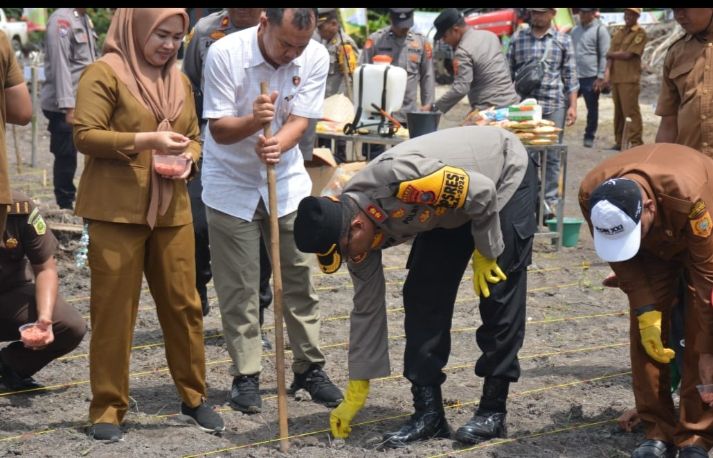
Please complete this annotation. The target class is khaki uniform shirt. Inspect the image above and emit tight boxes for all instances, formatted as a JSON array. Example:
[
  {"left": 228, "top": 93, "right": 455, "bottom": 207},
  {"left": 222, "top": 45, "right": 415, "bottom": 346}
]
[
  {"left": 435, "top": 28, "right": 520, "bottom": 113},
  {"left": 342, "top": 126, "right": 528, "bottom": 379},
  {"left": 578, "top": 144, "right": 713, "bottom": 353},
  {"left": 360, "top": 27, "right": 435, "bottom": 124},
  {"left": 0, "top": 32, "right": 24, "bottom": 207},
  {"left": 312, "top": 29, "right": 360, "bottom": 98},
  {"left": 73, "top": 61, "right": 201, "bottom": 226},
  {"left": 656, "top": 25, "right": 713, "bottom": 157},
  {"left": 1, "top": 191, "right": 57, "bottom": 294},
  {"left": 182, "top": 10, "right": 242, "bottom": 93},
  {"left": 40, "top": 8, "right": 98, "bottom": 112},
  {"left": 608, "top": 24, "right": 647, "bottom": 84}
]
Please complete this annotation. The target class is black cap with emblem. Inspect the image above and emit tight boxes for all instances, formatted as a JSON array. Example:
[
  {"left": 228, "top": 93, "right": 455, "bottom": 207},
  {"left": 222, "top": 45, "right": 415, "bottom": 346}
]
[
  {"left": 389, "top": 8, "right": 415, "bottom": 29},
  {"left": 294, "top": 196, "right": 346, "bottom": 274},
  {"left": 434, "top": 8, "right": 463, "bottom": 42}
]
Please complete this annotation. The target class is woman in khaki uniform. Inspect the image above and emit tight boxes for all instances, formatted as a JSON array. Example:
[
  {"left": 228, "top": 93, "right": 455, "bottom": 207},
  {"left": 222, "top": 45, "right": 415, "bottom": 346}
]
[{"left": 72, "top": 8, "right": 223, "bottom": 441}]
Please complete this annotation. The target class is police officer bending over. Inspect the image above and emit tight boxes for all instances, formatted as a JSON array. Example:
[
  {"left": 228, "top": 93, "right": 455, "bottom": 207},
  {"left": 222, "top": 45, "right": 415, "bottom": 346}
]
[
  {"left": 294, "top": 126, "right": 538, "bottom": 447},
  {"left": 0, "top": 192, "right": 86, "bottom": 390}
]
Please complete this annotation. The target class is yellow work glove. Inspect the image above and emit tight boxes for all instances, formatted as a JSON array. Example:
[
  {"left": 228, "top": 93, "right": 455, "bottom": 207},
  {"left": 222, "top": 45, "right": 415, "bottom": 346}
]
[
  {"left": 330, "top": 379, "right": 370, "bottom": 439},
  {"left": 637, "top": 310, "right": 675, "bottom": 364},
  {"left": 472, "top": 250, "right": 507, "bottom": 298},
  {"left": 337, "top": 44, "right": 357, "bottom": 74}
]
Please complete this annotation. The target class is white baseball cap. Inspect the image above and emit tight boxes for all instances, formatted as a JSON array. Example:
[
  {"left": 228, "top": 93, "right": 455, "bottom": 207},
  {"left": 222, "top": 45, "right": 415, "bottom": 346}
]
[{"left": 589, "top": 178, "right": 643, "bottom": 262}]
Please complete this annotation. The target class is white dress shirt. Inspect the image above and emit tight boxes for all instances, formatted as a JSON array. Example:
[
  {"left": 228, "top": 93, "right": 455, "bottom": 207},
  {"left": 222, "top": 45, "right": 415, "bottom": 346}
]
[{"left": 201, "top": 26, "right": 329, "bottom": 220}]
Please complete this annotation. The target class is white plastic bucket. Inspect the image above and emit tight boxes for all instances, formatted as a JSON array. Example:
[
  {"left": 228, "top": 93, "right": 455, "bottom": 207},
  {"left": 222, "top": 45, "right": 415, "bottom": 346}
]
[{"left": 353, "top": 63, "right": 407, "bottom": 116}]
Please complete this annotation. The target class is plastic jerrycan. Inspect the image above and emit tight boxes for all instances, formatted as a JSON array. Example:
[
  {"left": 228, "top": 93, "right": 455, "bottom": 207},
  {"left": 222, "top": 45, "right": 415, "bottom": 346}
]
[{"left": 353, "top": 55, "right": 408, "bottom": 117}]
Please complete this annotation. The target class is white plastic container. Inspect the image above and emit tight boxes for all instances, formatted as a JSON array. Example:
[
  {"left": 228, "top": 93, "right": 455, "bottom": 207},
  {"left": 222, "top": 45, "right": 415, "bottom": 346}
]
[{"left": 352, "top": 62, "right": 407, "bottom": 118}]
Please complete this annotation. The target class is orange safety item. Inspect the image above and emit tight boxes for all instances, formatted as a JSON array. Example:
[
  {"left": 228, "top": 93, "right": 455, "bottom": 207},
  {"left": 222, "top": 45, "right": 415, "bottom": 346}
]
[{"left": 373, "top": 54, "right": 393, "bottom": 65}]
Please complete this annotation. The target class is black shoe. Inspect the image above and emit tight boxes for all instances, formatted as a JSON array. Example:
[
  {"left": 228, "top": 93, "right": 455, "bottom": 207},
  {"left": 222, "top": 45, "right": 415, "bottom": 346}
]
[
  {"left": 542, "top": 212, "right": 555, "bottom": 226},
  {"left": 261, "top": 332, "right": 272, "bottom": 351},
  {"left": 382, "top": 384, "right": 450, "bottom": 448},
  {"left": 455, "top": 411, "right": 507, "bottom": 444},
  {"left": 631, "top": 439, "right": 677, "bottom": 458},
  {"left": 678, "top": 445, "right": 709, "bottom": 458},
  {"left": 583, "top": 138, "right": 594, "bottom": 148},
  {"left": 88, "top": 423, "right": 123, "bottom": 442},
  {"left": 289, "top": 365, "right": 343, "bottom": 407},
  {"left": 229, "top": 375, "right": 261, "bottom": 413},
  {"left": 609, "top": 144, "right": 621, "bottom": 151},
  {"left": 179, "top": 402, "right": 225, "bottom": 434},
  {"left": 0, "top": 358, "right": 43, "bottom": 391}
]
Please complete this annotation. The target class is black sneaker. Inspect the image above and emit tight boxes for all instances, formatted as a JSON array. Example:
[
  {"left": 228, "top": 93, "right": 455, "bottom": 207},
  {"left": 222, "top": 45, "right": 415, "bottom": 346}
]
[
  {"left": 88, "top": 423, "right": 123, "bottom": 442},
  {"left": 609, "top": 144, "right": 621, "bottom": 151},
  {"left": 0, "top": 358, "right": 43, "bottom": 391},
  {"left": 229, "top": 375, "right": 262, "bottom": 413},
  {"left": 289, "top": 365, "right": 343, "bottom": 407},
  {"left": 178, "top": 402, "right": 225, "bottom": 434},
  {"left": 583, "top": 138, "right": 594, "bottom": 148}
]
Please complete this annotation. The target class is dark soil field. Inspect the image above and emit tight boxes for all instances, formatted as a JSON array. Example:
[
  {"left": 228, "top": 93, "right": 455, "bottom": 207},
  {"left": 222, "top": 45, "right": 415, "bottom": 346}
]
[{"left": 1, "top": 78, "right": 686, "bottom": 457}]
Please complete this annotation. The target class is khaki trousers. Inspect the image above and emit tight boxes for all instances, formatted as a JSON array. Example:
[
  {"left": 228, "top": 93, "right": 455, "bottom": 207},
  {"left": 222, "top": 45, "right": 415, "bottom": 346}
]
[
  {"left": 206, "top": 202, "right": 325, "bottom": 376},
  {"left": 612, "top": 82, "right": 643, "bottom": 147},
  {"left": 627, "top": 252, "right": 713, "bottom": 449},
  {"left": 87, "top": 221, "right": 206, "bottom": 425}
]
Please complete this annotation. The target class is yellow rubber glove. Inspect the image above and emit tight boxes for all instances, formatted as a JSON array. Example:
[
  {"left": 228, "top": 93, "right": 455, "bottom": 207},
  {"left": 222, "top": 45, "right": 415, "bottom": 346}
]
[
  {"left": 471, "top": 250, "right": 507, "bottom": 298},
  {"left": 637, "top": 310, "right": 675, "bottom": 364},
  {"left": 330, "top": 379, "right": 369, "bottom": 439}
]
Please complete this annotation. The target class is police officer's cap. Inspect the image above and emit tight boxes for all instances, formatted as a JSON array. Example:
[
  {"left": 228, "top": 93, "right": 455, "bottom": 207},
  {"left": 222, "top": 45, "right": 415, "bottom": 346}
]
[
  {"left": 529, "top": 8, "right": 556, "bottom": 13},
  {"left": 625, "top": 8, "right": 642, "bottom": 15},
  {"left": 389, "top": 8, "right": 415, "bottom": 29},
  {"left": 317, "top": 8, "right": 337, "bottom": 22},
  {"left": 434, "top": 8, "right": 463, "bottom": 42},
  {"left": 294, "top": 196, "right": 345, "bottom": 274}
]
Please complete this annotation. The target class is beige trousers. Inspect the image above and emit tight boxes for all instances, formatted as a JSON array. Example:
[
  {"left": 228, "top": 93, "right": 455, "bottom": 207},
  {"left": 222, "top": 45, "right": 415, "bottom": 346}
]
[{"left": 206, "top": 201, "right": 325, "bottom": 376}]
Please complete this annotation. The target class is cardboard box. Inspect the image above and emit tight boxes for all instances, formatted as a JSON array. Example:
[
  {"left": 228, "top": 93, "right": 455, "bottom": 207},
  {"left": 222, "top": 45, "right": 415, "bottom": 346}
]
[{"left": 305, "top": 148, "right": 337, "bottom": 197}]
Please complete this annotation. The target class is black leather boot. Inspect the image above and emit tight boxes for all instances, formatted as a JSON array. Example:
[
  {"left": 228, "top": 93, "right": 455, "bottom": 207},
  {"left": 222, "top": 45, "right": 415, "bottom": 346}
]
[
  {"left": 455, "top": 376, "right": 509, "bottom": 444},
  {"left": 382, "top": 384, "right": 450, "bottom": 448}
]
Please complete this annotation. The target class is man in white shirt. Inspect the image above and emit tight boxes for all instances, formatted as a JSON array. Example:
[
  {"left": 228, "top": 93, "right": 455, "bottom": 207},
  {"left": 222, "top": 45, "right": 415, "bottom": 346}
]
[{"left": 201, "top": 8, "right": 343, "bottom": 414}]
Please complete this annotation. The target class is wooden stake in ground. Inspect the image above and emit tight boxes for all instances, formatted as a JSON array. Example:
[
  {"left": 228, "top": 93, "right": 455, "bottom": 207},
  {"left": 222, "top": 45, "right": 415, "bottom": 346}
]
[
  {"left": 260, "top": 81, "right": 290, "bottom": 453},
  {"left": 12, "top": 125, "right": 22, "bottom": 174},
  {"left": 621, "top": 117, "right": 632, "bottom": 151}
]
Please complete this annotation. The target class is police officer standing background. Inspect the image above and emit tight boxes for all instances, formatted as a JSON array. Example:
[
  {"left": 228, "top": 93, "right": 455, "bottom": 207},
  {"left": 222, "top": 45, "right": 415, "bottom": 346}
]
[
  {"left": 41, "top": 8, "right": 98, "bottom": 210},
  {"left": 428, "top": 8, "right": 520, "bottom": 115},
  {"left": 0, "top": 191, "right": 86, "bottom": 391},
  {"left": 313, "top": 8, "right": 359, "bottom": 99},
  {"left": 360, "top": 8, "right": 435, "bottom": 127},
  {"left": 182, "top": 9, "right": 276, "bottom": 334}
]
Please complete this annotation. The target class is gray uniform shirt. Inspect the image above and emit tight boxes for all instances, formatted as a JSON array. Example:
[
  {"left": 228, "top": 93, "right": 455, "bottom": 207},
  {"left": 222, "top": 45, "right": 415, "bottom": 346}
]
[
  {"left": 571, "top": 19, "right": 610, "bottom": 79},
  {"left": 312, "top": 29, "right": 360, "bottom": 98},
  {"left": 435, "top": 28, "right": 520, "bottom": 113},
  {"left": 359, "top": 27, "right": 435, "bottom": 124},
  {"left": 183, "top": 10, "right": 241, "bottom": 93},
  {"left": 40, "top": 8, "right": 98, "bottom": 112},
  {"left": 342, "top": 126, "right": 528, "bottom": 379}
]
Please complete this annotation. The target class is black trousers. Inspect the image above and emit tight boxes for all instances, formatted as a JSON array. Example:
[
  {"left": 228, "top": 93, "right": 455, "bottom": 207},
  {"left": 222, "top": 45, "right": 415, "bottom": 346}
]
[
  {"left": 188, "top": 161, "right": 273, "bottom": 313},
  {"left": 43, "top": 110, "right": 78, "bottom": 209},
  {"left": 402, "top": 155, "right": 538, "bottom": 386},
  {"left": 0, "top": 283, "right": 86, "bottom": 377}
]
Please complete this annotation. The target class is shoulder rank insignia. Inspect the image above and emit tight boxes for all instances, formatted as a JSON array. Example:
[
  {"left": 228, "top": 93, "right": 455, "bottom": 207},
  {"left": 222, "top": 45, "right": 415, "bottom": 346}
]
[
  {"left": 396, "top": 166, "right": 470, "bottom": 209},
  {"left": 689, "top": 199, "right": 707, "bottom": 219},
  {"left": 210, "top": 30, "right": 225, "bottom": 40},
  {"left": 366, "top": 204, "right": 387, "bottom": 223},
  {"left": 28, "top": 208, "right": 47, "bottom": 236},
  {"left": 435, "top": 207, "right": 447, "bottom": 217},
  {"left": 391, "top": 208, "right": 405, "bottom": 218}
]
